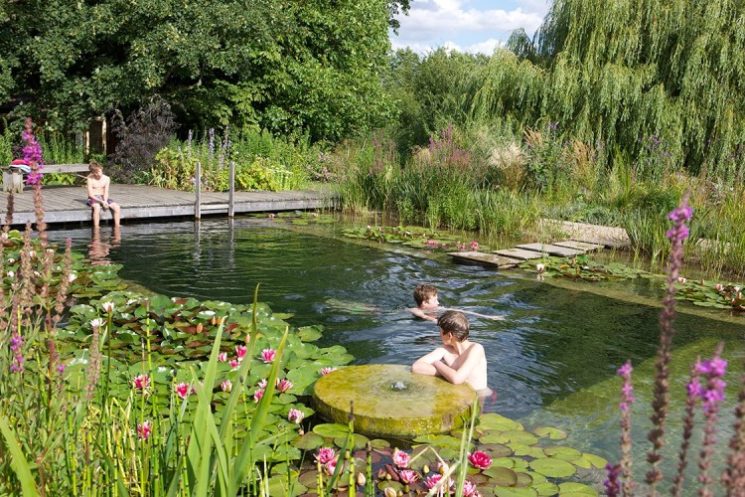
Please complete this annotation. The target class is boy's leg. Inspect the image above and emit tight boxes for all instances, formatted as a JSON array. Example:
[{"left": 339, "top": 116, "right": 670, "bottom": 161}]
[
  {"left": 91, "top": 203, "right": 101, "bottom": 228},
  {"left": 110, "top": 202, "right": 121, "bottom": 227}
]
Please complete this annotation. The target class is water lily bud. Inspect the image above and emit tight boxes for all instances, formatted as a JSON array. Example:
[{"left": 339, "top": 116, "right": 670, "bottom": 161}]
[
  {"left": 383, "top": 488, "right": 397, "bottom": 497},
  {"left": 536, "top": 263, "right": 545, "bottom": 273},
  {"left": 196, "top": 323, "right": 203, "bottom": 333},
  {"left": 677, "top": 276, "right": 687, "bottom": 284},
  {"left": 385, "top": 473, "right": 392, "bottom": 481},
  {"left": 423, "top": 464, "right": 430, "bottom": 474},
  {"left": 211, "top": 316, "right": 218, "bottom": 326},
  {"left": 438, "top": 462, "right": 449, "bottom": 475},
  {"left": 356, "top": 472, "right": 366, "bottom": 486}
]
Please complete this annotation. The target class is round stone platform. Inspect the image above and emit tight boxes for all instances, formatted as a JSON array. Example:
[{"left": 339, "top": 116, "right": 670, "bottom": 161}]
[{"left": 312, "top": 364, "right": 477, "bottom": 438}]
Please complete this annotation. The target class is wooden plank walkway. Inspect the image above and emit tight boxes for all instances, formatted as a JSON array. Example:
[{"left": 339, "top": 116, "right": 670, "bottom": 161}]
[
  {"left": 0, "top": 184, "right": 337, "bottom": 226},
  {"left": 451, "top": 237, "right": 611, "bottom": 270}
]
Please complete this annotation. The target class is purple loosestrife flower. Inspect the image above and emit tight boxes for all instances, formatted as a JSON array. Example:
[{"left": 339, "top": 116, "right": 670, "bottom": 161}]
[
  {"left": 647, "top": 197, "right": 693, "bottom": 493},
  {"left": 696, "top": 346, "right": 728, "bottom": 497},
  {"left": 604, "top": 463, "right": 621, "bottom": 497},
  {"left": 9, "top": 333, "right": 24, "bottom": 373},
  {"left": 617, "top": 360, "right": 635, "bottom": 497}
]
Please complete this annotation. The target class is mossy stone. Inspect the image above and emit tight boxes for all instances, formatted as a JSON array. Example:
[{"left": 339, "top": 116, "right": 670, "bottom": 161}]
[{"left": 312, "top": 365, "right": 476, "bottom": 438}]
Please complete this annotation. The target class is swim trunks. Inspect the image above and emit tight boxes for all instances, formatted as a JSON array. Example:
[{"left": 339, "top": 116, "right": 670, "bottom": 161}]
[{"left": 87, "top": 195, "right": 115, "bottom": 207}]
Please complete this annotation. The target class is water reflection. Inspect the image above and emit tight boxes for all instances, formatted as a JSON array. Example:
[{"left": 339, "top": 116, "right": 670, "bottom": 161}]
[{"left": 88, "top": 226, "right": 120, "bottom": 265}]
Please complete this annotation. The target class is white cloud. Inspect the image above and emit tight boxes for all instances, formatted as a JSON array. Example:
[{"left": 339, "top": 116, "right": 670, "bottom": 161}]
[{"left": 391, "top": 0, "right": 546, "bottom": 55}]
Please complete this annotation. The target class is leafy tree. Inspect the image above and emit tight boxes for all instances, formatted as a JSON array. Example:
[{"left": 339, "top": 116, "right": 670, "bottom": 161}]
[{"left": 0, "top": 0, "right": 397, "bottom": 141}]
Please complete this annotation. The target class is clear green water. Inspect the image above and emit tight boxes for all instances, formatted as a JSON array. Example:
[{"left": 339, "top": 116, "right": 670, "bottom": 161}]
[{"left": 52, "top": 219, "right": 745, "bottom": 482}]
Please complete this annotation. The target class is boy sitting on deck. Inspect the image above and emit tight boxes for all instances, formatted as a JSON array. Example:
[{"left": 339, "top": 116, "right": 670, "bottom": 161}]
[
  {"left": 86, "top": 161, "right": 121, "bottom": 228},
  {"left": 412, "top": 310, "right": 492, "bottom": 397}
]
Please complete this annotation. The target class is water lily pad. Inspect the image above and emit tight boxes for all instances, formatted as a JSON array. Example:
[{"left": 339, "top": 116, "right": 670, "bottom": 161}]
[
  {"left": 491, "top": 457, "right": 515, "bottom": 468},
  {"left": 333, "top": 433, "right": 369, "bottom": 450},
  {"left": 514, "top": 472, "right": 533, "bottom": 487},
  {"left": 533, "top": 426, "right": 567, "bottom": 440},
  {"left": 480, "top": 413, "right": 523, "bottom": 431},
  {"left": 485, "top": 466, "right": 517, "bottom": 486},
  {"left": 312, "top": 423, "right": 349, "bottom": 438},
  {"left": 510, "top": 444, "right": 545, "bottom": 459},
  {"left": 480, "top": 443, "right": 513, "bottom": 458},
  {"left": 533, "top": 482, "right": 559, "bottom": 496},
  {"left": 367, "top": 438, "right": 389, "bottom": 449},
  {"left": 494, "top": 487, "right": 537, "bottom": 497},
  {"left": 543, "top": 447, "right": 581, "bottom": 461},
  {"left": 558, "top": 482, "right": 597, "bottom": 496},
  {"left": 297, "top": 326, "right": 323, "bottom": 342},
  {"left": 529, "top": 459, "right": 576, "bottom": 478},
  {"left": 293, "top": 433, "right": 324, "bottom": 450},
  {"left": 581, "top": 453, "right": 607, "bottom": 469},
  {"left": 480, "top": 431, "right": 510, "bottom": 444}
]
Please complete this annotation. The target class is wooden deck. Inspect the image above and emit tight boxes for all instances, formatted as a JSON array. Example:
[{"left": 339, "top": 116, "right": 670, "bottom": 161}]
[{"left": 0, "top": 184, "right": 337, "bottom": 226}]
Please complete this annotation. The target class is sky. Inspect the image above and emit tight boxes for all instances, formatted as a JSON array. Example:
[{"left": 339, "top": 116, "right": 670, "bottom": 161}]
[{"left": 390, "top": 0, "right": 551, "bottom": 55}]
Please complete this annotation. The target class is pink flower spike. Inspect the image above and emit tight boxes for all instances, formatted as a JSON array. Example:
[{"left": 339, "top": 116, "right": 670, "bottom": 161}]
[
  {"left": 315, "top": 447, "right": 336, "bottom": 464},
  {"left": 468, "top": 450, "right": 492, "bottom": 470},
  {"left": 276, "top": 378, "right": 293, "bottom": 393},
  {"left": 218, "top": 352, "right": 228, "bottom": 362},
  {"left": 392, "top": 448, "right": 410, "bottom": 468},
  {"left": 175, "top": 382, "right": 192, "bottom": 399},
  {"left": 235, "top": 345, "right": 247, "bottom": 359},
  {"left": 261, "top": 348, "right": 276, "bottom": 363},
  {"left": 288, "top": 408, "right": 304, "bottom": 424},
  {"left": 137, "top": 421, "right": 152, "bottom": 441},
  {"left": 133, "top": 374, "right": 151, "bottom": 391}
]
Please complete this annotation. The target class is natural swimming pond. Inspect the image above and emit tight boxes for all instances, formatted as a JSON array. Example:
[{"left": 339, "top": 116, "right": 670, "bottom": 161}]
[{"left": 52, "top": 218, "right": 745, "bottom": 476}]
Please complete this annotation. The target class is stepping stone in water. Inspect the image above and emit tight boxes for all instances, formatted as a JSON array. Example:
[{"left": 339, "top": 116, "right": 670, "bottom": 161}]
[
  {"left": 516, "top": 243, "right": 586, "bottom": 257},
  {"left": 449, "top": 251, "right": 521, "bottom": 269},
  {"left": 493, "top": 248, "right": 545, "bottom": 260},
  {"left": 553, "top": 240, "right": 604, "bottom": 252}
]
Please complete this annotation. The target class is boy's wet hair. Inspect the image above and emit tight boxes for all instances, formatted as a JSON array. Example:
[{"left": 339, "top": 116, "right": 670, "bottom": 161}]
[
  {"left": 438, "top": 310, "right": 469, "bottom": 341},
  {"left": 89, "top": 160, "right": 103, "bottom": 172},
  {"left": 413, "top": 284, "right": 438, "bottom": 306}
]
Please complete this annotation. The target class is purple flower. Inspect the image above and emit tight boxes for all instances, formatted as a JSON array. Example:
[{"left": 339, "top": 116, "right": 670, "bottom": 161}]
[
  {"left": 604, "top": 463, "right": 621, "bottom": 497},
  {"left": 687, "top": 377, "right": 703, "bottom": 398}
]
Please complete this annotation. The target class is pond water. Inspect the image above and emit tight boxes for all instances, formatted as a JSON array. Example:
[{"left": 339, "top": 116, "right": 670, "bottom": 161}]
[{"left": 52, "top": 218, "right": 745, "bottom": 482}]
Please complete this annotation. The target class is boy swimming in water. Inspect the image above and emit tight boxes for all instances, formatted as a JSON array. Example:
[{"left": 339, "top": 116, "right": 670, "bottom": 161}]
[
  {"left": 412, "top": 310, "right": 492, "bottom": 397},
  {"left": 408, "top": 284, "right": 505, "bottom": 322}
]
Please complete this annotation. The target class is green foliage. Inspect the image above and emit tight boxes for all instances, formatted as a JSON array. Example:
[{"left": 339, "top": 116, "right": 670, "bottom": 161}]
[{"left": 0, "top": 0, "right": 394, "bottom": 141}]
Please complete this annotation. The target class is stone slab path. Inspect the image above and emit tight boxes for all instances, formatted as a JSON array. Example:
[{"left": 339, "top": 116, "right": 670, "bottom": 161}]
[
  {"left": 448, "top": 251, "right": 522, "bottom": 269},
  {"left": 516, "top": 243, "right": 586, "bottom": 257}
]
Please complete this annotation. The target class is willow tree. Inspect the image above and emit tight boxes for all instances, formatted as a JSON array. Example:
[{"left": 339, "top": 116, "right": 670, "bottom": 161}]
[{"left": 471, "top": 0, "right": 745, "bottom": 180}]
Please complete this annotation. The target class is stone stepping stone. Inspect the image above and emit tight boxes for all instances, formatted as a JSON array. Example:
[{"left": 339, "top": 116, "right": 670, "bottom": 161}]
[
  {"left": 449, "top": 251, "right": 521, "bottom": 269},
  {"left": 313, "top": 365, "right": 476, "bottom": 437},
  {"left": 494, "top": 248, "right": 545, "bottom": 260},
  {"left": 553, "top": 240, "right": 605, "bottom": 252},
  {"left": 516, "top": 243, "right": 586, "bottom": 257}
]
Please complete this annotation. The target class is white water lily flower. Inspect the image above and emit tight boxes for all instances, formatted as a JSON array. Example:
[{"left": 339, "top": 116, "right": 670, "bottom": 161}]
[
  {"left": 102, "top": 302, "right": 115, "bottom": 313},
  {"left": 68, "top": 273, "right": 77, "bottom": 283},
  {"left": 7, "top": 271, "right": 14, "bottom": 278},
  {"left": 7, "top": 258, "right": 14, "bottom": 264},
  {"left": 90, "top": 318, "right": 105, "bottom": 328},
  {"left": 200, "top": 310, "right": 216, "bottom": 317},
  {"left": 536, "top": 263, "right": 545, "bottom": 273}
]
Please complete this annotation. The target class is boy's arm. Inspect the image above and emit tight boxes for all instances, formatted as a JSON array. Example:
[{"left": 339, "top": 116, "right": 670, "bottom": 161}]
[
  {"left": 432, "top": 343, "right": 484, "bottom": 385},
  {"left": 412, "top": 347, "right": 447, "bottom": 376},
  {"left": 102, "top": 176, "right": 110, "bottom": 203},
  {"left": 409, "top": 307, "right": 438, "bottom": 322},
  {"left": 443, "top": 308, "right": 505, "bottom": 321}
]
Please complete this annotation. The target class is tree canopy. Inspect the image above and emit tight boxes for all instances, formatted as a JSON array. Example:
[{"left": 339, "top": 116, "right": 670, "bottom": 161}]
[{"left": 0, "top": 0, "right": 401, "bottom": 141}]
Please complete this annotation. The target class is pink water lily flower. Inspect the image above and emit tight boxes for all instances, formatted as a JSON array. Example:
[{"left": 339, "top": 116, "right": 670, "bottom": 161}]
[
  {"left": 276, "top": 378, "right": 293, "bottom": 393},
  {"left": 229, "top": 359, "right": 240, "bottom": 370},
  {"left": 315, "top": 447, "right": 336, "bottom": 464},
  {"left": 132, "top": 374, "right": 151, "bottom": 391},
  {"left": 288, "top": 408, "right": 304, "bottom": 424},
  {"left": 392, "top": 448, "right": 410, "bottom": 468},
  {"left": 137, "top": 421, "right": 152, "bottom": 441},
  {"left": 261, "top": 348, "right": 276, "bottom": 363},
  {"left": 253, "top": 388, "right": 264, "bottom": 403},
  {"left": 235, "top": 345, "right": 247, "bottom": 360},
  {"left": 257, "top": 378, "right": 268, "bottom": 389},
  {"left": 175, "top": 382, "right": 192, "bottom": 399},
  {"left": 462, "top": 480, "right": 481, "bottom": 497},
  {"left": 320, "top": 367, "right": 337, "bottom": 376},
  {"left": 399, "top": 469, "right": 420, "bottom": 484},
  {"left": 218, "top": 352, "right": 228, "bottom": 362},
  {"left": 221, "top": 380, "right": 232, "bottom": 392},
  {"left": 468, "top": 450, "right": 492, "bottom": 470}
]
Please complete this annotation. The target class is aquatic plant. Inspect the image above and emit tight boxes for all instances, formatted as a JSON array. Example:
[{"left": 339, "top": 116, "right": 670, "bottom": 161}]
[{"left": 607, "top": 198, "right": 745, "bottom": 496}]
